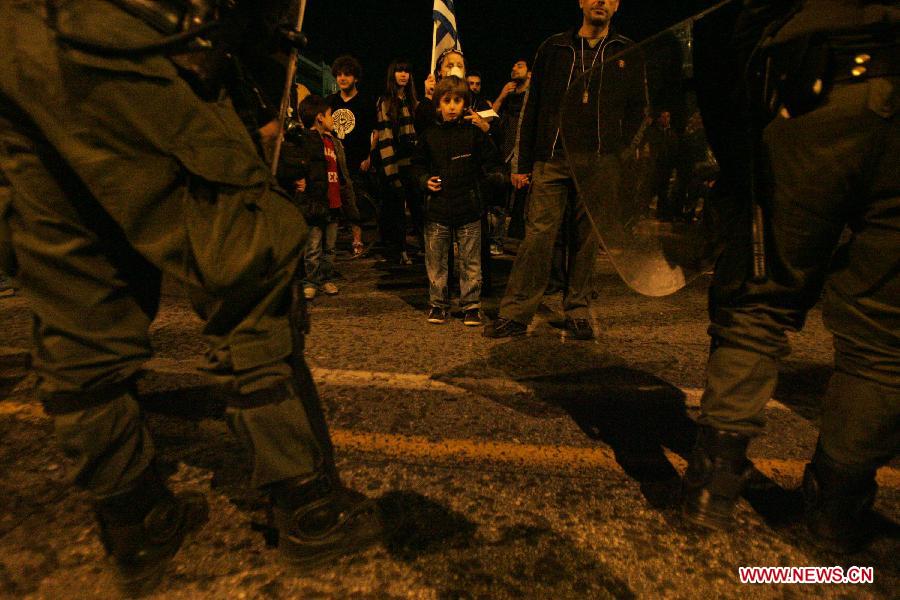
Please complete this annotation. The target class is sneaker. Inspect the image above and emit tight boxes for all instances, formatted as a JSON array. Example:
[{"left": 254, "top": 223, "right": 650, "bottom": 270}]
[
  {"left": 399, "top": 251, "right": 413, "bottom": 266},
  {"left": 489, "top": 243, "right": 503, "bottom": 256},
  {"left": 462, "top": 309, "right": 483, "bottom": 327},
  {"left": 427, "top": 307, "right": 447, "bottom": 324},
  {"left": 351, "top": 242, "right": 366, "bottom": 258},
  {"left": 303, "top": 286, "right": 316, "bottom": 300},
  {"left": 321, "top": 282, "right": 339, "bottom": 296},
  {"left": 483, "top": 317, "right": 527, "bottom": 338},
  {"left": 565, "top": 317, "right": 595, "bottom": 340}
]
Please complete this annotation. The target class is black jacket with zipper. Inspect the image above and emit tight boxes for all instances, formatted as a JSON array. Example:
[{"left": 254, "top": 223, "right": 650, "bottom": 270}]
[
  {"left": 513, "top": 28, "right": 648, "bottom": 174},
  {"left": 411, "top": 119, "right": 505, "bottom": 227}
]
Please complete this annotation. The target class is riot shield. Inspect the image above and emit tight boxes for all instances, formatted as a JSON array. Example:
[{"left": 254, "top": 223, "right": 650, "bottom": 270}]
[{"left": 561, "top": 5, "right": 735, "bottom": 297}]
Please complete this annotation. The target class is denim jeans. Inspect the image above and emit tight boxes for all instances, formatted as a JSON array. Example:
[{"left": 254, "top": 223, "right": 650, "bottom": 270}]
[
  {"left": 499, "top": 158, "right": 599, "bottom": 323},
  {"left": 303, "top": 221, "right": 337, "bottom": 288},
  {"left": 424, "top": 220, "right": 481, "bottom": 310}
]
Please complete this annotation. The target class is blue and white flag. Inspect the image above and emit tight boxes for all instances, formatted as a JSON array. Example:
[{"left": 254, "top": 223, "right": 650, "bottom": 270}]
[{"left": 431, "top": 0, "right": 461, "bottom": 73}]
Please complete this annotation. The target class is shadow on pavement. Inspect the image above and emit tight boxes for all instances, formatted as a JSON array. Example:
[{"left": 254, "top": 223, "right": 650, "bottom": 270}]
[
  {"left": 380, "top": 490, "right": 476, "bottom": 560},
  {"left": 439, "top": 338, "right": 698, "bottom": 511},
  {"left": 384, "top": 503, "right": 635, "bottom": 599}
]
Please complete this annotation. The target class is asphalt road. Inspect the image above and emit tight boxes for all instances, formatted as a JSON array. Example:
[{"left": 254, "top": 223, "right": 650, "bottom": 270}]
[{"left": 1, "top": 244, "right": 897, "bottom": 599}]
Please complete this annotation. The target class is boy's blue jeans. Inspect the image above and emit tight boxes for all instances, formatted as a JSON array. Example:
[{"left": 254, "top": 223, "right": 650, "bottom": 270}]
[
  {"left": 424, "top": 220, "right": 481, "bottom": 310},
  {"left": 303, "top": 221, "right": 337, "bottom": 289}
]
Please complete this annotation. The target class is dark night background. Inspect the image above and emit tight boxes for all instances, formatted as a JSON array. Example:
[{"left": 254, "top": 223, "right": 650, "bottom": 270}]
[{"left": 303, "top": 1, "right": 716, "bottom": 99}]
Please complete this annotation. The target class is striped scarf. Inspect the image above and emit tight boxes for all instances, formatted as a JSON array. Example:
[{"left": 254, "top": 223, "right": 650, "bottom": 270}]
[{"left": 376, "top": 96, "right": 417, "bottom": 185}]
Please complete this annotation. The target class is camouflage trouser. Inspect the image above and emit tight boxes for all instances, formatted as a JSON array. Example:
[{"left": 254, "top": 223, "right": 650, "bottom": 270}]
[
  {"left": 0, "top": 2, "right": 331, "bottom": 496},
  {"left": 702, "top": 78, "right": 900, "bottom": 470}
]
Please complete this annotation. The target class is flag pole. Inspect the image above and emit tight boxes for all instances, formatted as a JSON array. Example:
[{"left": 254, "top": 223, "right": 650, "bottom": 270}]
[{"left": 430, "top": 19, "right": 439, "bottom": 75}]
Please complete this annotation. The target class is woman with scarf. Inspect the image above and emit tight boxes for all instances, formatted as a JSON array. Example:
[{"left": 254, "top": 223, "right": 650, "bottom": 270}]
[{"left": 375, "top": 60, "right": 422, "bottom": 264}]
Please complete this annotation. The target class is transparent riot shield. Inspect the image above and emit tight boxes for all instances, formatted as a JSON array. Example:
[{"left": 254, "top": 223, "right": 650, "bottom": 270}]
[{"left": 561, "top": 11, "right": 730, "bottom": 297}]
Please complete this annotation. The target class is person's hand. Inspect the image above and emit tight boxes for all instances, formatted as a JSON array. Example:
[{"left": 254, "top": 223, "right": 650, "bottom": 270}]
[
  {"left": 295, "top": 178, "right": 307, "bottom": 193},
  {"left": 500, "top": 81, "right": 517, "bottom": 98},
  {"left": 511, "top": 173, "right": 531, "bottom": 190},
  {"left": 360, "top": 157, "right": 371, "bottom": 172},
  {"left": 424, "top": 74, "right": 436, "bottom": 99},
  {"left": 426, "top": 176, "right": 443, "bottom": 192},
  {"left": 464, "top": 109, "right": 490, "bottom": 133}
]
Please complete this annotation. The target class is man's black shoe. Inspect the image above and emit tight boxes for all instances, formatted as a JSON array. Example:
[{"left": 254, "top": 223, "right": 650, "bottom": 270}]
[
  {"left": 427, "top": 307, "right": 447, "bottom": 324},
  {"left": 270, "top": 474, "right": 385, "bottom": 571},
  {"left": 565, "top": 317, "right": 595, "bottom": 340},
  {"left": 803, "top": 446, "right": 877, "bottom": 554},
  {"left": 483, "top": 317, "right": 527, "bottom": 338},
  {"left": 462, "top": 309, "right": 483, "bottom": 327},
  {"left": 95, "top": 467, "right": 209, "bottom": 597},
  {"left": 681, "top": 426, "right": 752, "bottom": 531}
]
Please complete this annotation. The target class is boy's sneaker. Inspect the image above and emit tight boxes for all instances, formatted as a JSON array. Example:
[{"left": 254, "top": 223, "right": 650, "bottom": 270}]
[
  {"left": 351, "top": 242, "right": 366, "bottom": 258},
  {"left": 427, "top": 307, "right": 447, "bottom": 324},
  {"left": 321, "top": 282, "right": 339, "bottom": 296},
  {"left": 303, "top": 286, "right": 316, "bottom": 300},
  {"left": 462, "top": 309, "right": 483, "bottom": 327},
  {"left": 489, "top": 243, "right": 504, "bottom": 256},
  {"left": 399, "top": 251, "right": 413, "bottom": 266},
  {"left": 483, "top": 317, "right": 527, "bottom": 338},
  {"left": 565, "top": 317, "right": 595, "bottom": 340}
]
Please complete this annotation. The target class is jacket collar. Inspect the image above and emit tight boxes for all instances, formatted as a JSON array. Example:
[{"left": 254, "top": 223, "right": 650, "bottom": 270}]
[{"left": 554, "top": 27, "right": 630, "bottom": 49}]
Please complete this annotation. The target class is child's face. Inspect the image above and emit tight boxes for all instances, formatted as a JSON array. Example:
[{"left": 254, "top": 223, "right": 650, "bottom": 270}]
[
  {"left": 317, "top": 108, "right": 334, "bottom": 132},
  {"left": 438, "top": 93, "right": 465, "bottom": 122}
]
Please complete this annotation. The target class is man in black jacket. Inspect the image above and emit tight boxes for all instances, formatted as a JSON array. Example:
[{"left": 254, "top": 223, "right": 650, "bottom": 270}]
[{"left": 485, "top": 0, "right": 646, "bottom": 340}]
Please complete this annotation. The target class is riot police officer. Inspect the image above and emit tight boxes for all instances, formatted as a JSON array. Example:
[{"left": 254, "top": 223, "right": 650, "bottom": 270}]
[
  {"left": 0, "top": 1, "right": 385, "bottom": 595},
  {"left": 682, "top": 0, "right": 899, "bottom": 553}
]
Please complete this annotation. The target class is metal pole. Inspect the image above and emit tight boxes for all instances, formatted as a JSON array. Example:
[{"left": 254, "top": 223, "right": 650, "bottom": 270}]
[{"left": 271, "top": 0, "right": 308, "bottom": 176}]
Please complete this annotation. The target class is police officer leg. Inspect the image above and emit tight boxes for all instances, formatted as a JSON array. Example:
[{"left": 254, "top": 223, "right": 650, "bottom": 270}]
[
  {"left": 804, "top": 108, "right": 900, "bottom": 551},
  {"left": 684, "top": 88, "right": 855, "bottom": 529},
  {"left": 190, "top": 189, "right": 385, "bottom": 568},
  {"left": 0, "top": 109, "right": 207, "bottom": 595}
]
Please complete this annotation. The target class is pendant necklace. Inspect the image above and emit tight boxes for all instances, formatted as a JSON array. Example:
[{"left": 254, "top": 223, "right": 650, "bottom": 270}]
[{"left": 581, "top": 35, "right": 605, "bottom": 104}]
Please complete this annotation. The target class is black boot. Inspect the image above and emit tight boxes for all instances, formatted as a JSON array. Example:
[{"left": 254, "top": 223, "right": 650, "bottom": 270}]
[
  {"left": 803, "top": 447, "right": 877, "bottom": 554},
  {"left": 682, "top": 426, "right": 752, "bottom": 530},
  {"left": 95, "top": 466, "right": 209, "bottom": 597},
  {"left": 269, "top": 473, "right": 385, "bottom": 570}
]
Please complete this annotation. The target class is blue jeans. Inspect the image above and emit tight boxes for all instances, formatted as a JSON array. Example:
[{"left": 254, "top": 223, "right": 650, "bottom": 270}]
[
  {"left": 425, "top": 220, "right": 481, "bottom": 310},
  {"left": 303, "top": 221, "right": 337, "bottom": 288}
]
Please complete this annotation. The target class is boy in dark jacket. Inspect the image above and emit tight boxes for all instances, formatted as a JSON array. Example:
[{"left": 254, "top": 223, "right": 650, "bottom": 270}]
[
  {"left": 412, "top": 76, "right": 504, "bottom": 326},
  {"left": 280, "top": 95, "right": 359, "bottom": 300}
]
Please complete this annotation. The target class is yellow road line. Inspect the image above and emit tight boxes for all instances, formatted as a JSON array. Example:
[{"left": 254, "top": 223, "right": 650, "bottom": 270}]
[
  {"left": 2, "top": 398, "right": 897, "bottom": 487},
  {"left": 330, "top": 429, "right": 900, "bottom": 488}
]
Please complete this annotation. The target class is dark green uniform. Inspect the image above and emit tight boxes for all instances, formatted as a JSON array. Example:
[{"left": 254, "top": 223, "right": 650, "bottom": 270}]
[
  {"left": 683, "top": 0, "right": 898, "bottom": 545},
  {"left": 0, "top": 1, "right": 331, "bottom": 497},
  {"left": 702, "top": 0, "right": 899, "bottom": 473}
]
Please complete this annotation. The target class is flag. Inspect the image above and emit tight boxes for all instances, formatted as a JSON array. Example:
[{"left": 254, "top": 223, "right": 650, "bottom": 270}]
[{"left": 431, "top": 0, "right": 461, "bottom": 74}]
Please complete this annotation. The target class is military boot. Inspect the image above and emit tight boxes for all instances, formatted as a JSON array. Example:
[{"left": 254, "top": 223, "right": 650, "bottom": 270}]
[
  {"left": 94, "top": 466, "right": 209, "bottom": 597},
  {"left": 682, "top": 425, "right": 752, "bottom": 530},
  {"left": 269, "top": 472, "right": 385, "bottom": 570},
  {"left": 803, "top": 447, "right": 877, "bottom": 554}
]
